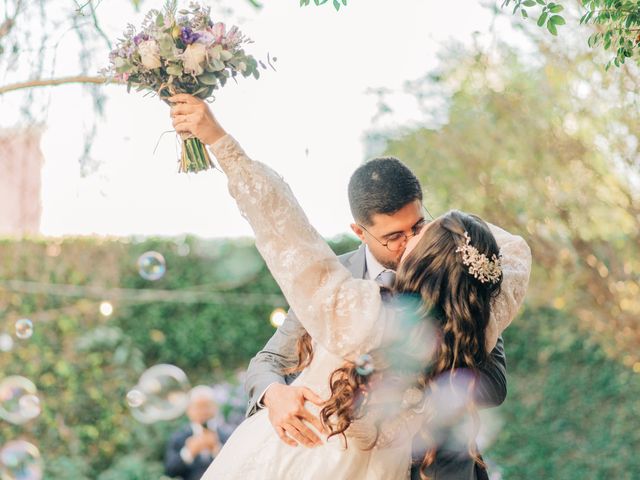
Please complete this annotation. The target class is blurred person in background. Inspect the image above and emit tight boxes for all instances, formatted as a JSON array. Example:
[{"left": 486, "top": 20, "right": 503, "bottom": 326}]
[{"left": 165, "top": 385, "right": 230, "bottom": 480}]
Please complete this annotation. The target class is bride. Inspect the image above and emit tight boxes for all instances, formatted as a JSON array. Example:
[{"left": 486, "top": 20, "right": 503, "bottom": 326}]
[{"left": 167, "top": 94, "right": 531, "bottom": 479}]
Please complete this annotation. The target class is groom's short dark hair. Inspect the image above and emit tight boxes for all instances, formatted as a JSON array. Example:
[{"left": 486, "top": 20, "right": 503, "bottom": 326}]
[{"left": 348, "top": 157, "right": 423, "bottom": 226}]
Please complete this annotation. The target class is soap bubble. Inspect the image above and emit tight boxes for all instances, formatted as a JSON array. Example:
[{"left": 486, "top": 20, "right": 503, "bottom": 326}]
[
  {"left": 355, "top": 354, "right": 375, "bottom": 376},
  {"left": 128, "top": 364, "right": 190, "bottom": 423},
  {"left": 137, "top": 251, "right": 166, "bottom": 281},
  {"left": 125, "top": 389, "right": 146, "bottom": 409},
  {"left": 14, "top": 320, "right": 33, "bottom": 340},
  {"left": 0, "top": 440, "right": 42, "bottom": 480},
  {"left": 17, "top": 396, "right": 41, "bottom": 421},
  {"left": 409, "top": 369, "right": 477, "bottom": 454},
  {"left": 0, "top": 377, "right": 41, "bottom": 425},
  {"left": 456, "top": 408, "right": 504, "bottom": 452},
  {"left": 0, "top": 334, "right": 14, "bottom": 352}
]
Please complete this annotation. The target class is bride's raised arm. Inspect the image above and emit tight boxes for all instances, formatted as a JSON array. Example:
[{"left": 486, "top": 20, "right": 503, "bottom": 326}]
[{"left": 169, "top": 94, "right": 386, "bottom": 359}]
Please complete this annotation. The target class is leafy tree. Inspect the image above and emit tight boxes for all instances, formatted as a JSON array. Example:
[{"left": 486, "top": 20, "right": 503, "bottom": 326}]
[
  {"left": 299, "top": 0, "right": 348, "bottom": 12},
  {"left": 367, "top": 39, "right": 640, "bottom": 367},
  {"left": 488, "top": 307, "right": 640, "bottom": 478},
  {"left": 299, "top": 0, "right": 640, "bottom": 68},
  {"left": 503, "top": 0, "right": 640, "bottom": 68}
]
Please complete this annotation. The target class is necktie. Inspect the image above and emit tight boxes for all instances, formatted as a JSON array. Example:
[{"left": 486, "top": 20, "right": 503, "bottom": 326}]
[{"left": 376, "top": 270, "right": 396, "bottom": 289}]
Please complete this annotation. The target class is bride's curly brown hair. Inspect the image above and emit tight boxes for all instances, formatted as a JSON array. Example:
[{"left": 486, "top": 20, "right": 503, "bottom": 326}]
[{"left": 287, "top": 210, "right": 502, "bottom": 479}]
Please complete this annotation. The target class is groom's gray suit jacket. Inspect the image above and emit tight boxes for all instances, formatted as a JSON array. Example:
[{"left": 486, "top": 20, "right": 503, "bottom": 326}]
[{"left": 244, "top": 245, "right": 507, "bottom": 479}]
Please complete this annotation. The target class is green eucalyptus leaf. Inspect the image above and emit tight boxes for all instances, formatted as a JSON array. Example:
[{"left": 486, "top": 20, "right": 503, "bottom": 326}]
[
  {"left": 158, "top": 36, "right": 175, "bottom": 57},
  {"left": 166, "top": 66, "right": 183, "bottom": 77},
  {"left": 549, "top": 15, "right": 566, "bottom": 26},
  {"left": 198, "top": 73, "right": 218, "bottom": 85}
]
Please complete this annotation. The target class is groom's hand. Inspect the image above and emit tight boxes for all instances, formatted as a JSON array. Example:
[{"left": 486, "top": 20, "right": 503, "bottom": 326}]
[
  {"left": 263, "top": 384, "right": 325, "bottom": 448},
  {"left": 168, "top": 94, "right": 227, "bottom": 146}
]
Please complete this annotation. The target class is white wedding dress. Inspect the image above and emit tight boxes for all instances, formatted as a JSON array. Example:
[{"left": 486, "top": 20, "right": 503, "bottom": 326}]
[{"left": 201, "top": 135, "right": 531, "bottom": 480}]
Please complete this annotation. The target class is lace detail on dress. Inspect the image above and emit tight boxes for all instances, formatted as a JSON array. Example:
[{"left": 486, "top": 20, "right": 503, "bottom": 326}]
[
  {"left": 210, "top": 135, "right": 386, "bottom": 359},
  {"left": 485, "top": 224, "right": 532, "bottom": 351}
]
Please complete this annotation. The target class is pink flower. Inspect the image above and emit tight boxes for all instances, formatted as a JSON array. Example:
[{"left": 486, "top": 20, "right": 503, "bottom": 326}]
[{"left": 212, "top": 22, "right": 226, "bottom": 42}]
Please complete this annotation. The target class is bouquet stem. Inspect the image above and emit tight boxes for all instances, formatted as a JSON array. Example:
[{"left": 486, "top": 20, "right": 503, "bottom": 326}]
[{"left": 179, "top": 136, "right": 214, "bottom": 173}]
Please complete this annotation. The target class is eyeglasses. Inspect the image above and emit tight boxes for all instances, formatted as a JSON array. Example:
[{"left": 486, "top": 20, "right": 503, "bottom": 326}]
[{"left": 358, "top": 205, "right": 434, "bottom": 252}]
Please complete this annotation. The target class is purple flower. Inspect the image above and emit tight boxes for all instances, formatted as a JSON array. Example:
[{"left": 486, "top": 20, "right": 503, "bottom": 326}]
[
  {"left": 180, "top": 27, "right": 201, "bottom": 45},
  {"left": 110, "top": 43, "right": 135, "bottom": 61},
  {"left": 133, "top": 33, "right": 150, "bottom": 46}
]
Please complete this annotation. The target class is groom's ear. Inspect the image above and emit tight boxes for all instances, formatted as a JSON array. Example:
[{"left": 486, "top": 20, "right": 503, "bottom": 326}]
[{"left": 350, "top": 223, "right": 367, "bottom": 243}]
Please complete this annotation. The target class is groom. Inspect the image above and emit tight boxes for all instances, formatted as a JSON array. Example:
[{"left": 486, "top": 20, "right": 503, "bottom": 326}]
[{"left": 244, "top": 157, "right": 507, "bottom": 479}]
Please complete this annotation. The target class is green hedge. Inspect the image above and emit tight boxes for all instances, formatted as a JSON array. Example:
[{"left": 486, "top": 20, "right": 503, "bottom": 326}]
[
  {"left": 487, "top": 307, "right": 640, "bottom": 479},
  {"left": 0, "top": 237, "right": 637, "bottom": 478},
  {"left": 0, "top": 235, "right": 358, "bottom": 477}
]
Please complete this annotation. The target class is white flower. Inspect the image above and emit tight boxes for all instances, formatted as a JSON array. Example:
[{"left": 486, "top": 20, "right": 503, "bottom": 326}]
[
  {"left": 181, "top": 42, "right": 208, "bottom": 76},
  {"left": 238, "top": 61, "right": 247, "bottom": 73},
  {"left": 138, "top": 40, "right": 162, "bottom": 70}
]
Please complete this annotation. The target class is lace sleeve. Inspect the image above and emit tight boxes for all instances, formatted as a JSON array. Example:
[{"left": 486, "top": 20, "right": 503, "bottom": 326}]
[
  {"left": 210, "top": 135, "right": 385, "bottom": 359},
  {"left": 485, "top": 224, "right": 532, "bottom": 351}
]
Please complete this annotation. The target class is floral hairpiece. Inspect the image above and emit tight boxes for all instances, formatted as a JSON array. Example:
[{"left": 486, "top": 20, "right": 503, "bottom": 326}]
[{"left": 455, "top": 231, "right": 502, "bottom": 284}]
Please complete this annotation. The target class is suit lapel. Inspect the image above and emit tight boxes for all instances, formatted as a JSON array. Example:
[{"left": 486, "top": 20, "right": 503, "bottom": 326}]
[{"left": 345, "top": 244, "right": 367, "bottom": 279}]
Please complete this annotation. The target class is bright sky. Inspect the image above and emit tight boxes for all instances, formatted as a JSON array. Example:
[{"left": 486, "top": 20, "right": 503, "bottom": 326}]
[{"left": 3, "top": 0, "right": 503, "bottom": 238}]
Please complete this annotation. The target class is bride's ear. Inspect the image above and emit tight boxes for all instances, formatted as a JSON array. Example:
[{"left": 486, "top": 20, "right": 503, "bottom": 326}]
[{"left": 350, "top": 223, "right": 366, "bottom": 243}]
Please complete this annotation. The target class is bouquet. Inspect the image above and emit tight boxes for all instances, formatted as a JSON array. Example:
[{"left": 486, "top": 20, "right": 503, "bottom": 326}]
[{"left": 103, "top": 1, "right": 266, "bottom": 173}]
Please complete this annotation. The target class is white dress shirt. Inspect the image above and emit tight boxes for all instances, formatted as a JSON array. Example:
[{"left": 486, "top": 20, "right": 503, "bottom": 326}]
[{"left": 364, "top": 245, "right": 393, "bottom": 282}]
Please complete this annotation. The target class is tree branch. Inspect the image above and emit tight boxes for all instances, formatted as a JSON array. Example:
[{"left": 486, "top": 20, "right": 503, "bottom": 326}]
[
  {"left": 89, "top": 0, "right": 112, "bottom": 50},
  {"left": 0, "top": 75, "right": 119, "bottom": 95},
  {"left": 0, "top": 0, "right": 23, "bottom": 41}
]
